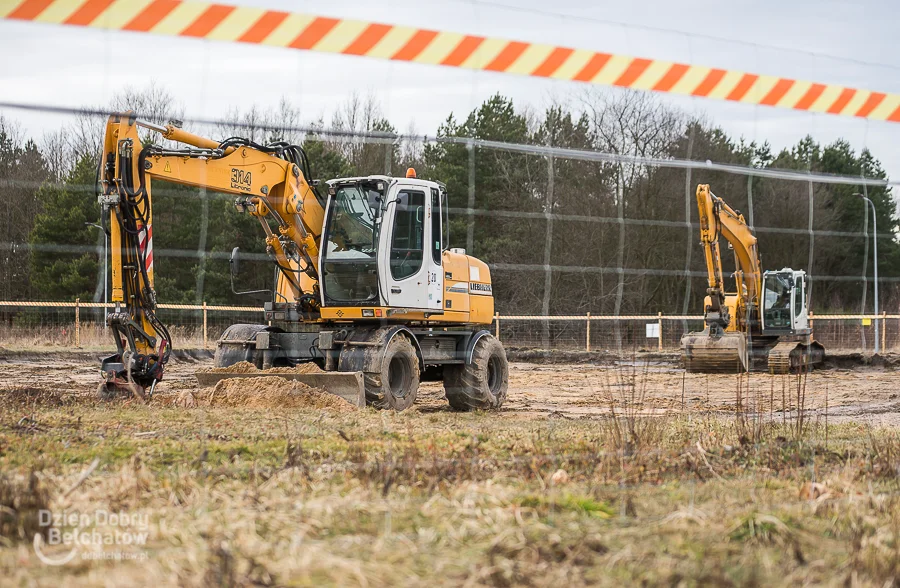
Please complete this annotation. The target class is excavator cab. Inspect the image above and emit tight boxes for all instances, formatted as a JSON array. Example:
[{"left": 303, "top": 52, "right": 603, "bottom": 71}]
[
  {"left": 319, "top": 175, "right": 448, "bottom": 312},
  {"left": 762, "top": 269, "right": 809, "bottom": 334}
]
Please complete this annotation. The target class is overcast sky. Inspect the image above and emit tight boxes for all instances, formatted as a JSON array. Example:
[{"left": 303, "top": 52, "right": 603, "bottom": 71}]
[{"left": 1, "top": 0, "right": 898, "bottom": 181}]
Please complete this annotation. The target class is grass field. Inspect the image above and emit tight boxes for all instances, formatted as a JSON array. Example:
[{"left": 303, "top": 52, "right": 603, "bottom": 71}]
[{"left": 1, "top": 356, "right": 899, "bottom": 586}]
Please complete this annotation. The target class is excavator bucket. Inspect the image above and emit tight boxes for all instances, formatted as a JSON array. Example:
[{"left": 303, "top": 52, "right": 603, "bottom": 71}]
[
  {"left": 194, "top": 371, "right": 366, "bottom": 408},
  {"left": 681, "top": 330, "right": 748, "bottom": 373}
]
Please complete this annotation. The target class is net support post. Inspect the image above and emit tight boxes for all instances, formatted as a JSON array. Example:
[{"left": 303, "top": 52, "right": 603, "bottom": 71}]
[
  {"left": 75, "top": 298, "right": 80, "bottom": 348},
  {"left": 203, "top": 301, "right": 208, "bottom": 349},
  {"left": 586, "top": 313, "right": 591, "bottom": 352},
  {"left": 494, "top": 312, "right": 500, "bottom": 340},
  {"left": 658, "top": 312, "right": 663, "bottom": 352}
]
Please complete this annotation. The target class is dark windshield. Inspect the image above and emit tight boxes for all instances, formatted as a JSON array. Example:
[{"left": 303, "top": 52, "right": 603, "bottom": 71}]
[
  {"left": 322, "top": 183, "right": 383, "bottom": 305},
  {"left": 763, "top": 273, "right": 792, "bottom": 329},
  {"left": 324, "top": 185, "right": 380, "bottom": 260}
]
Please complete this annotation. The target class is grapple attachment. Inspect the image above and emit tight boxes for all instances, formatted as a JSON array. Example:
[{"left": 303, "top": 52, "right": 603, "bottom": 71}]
[
  {"left": 681, "top": 330, "right": 748, "bottom": 373},
  {"left": 98, "top": 351, "right": 163, "bottom": 401}
]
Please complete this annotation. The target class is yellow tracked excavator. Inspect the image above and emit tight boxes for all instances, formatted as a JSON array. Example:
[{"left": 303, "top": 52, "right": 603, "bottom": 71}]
[
  {"left": 681, "top": 184, "right": 825, "bottom": 373},
  {"left": 95, "top": 113, "right": 508, "bottom": 410}
]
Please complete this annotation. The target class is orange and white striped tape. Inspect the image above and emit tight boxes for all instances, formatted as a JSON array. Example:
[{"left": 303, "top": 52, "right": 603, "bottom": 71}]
[{"left": 2, "top": 0, "right": 899, "bottom": 123}]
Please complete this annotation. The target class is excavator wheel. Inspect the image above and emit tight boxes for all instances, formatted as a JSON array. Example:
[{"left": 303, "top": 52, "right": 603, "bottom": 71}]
[
  {"left": 364, "top": 335, "right": 420, "bottom": 411},
  {"left": 444, "top": 335, "right": 508, "bottom": 411},
  {"left": 214, "top": 324, "right": 269, "bottom": 369}
]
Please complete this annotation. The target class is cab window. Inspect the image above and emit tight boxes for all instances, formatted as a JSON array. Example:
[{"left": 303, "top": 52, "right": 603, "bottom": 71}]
[
  {"left": 431, "top": 188, "right": 442, "bottom": 264},
  {"left": 390, "top": 190, "right": 425, "bottom": 280},
  {"left": 763, "top": 273, "right": 792, "bottom": 329},
  {"left": 442, "top": 189, "right": 449, "bottom": 250}
]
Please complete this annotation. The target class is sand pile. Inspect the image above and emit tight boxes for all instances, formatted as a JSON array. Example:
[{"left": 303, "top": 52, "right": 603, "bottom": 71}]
[
  {"left": 264, "top": 363, "right": 322, "bottom": 374},
  {"left": 206, "top": 361, "right": 256, "bottom": 374},
  {"left": 201, "top": 362, "right": 323, "bottom": 375},
  {"left": 178, "top": 376, "right": 353, "bottom": 411}
]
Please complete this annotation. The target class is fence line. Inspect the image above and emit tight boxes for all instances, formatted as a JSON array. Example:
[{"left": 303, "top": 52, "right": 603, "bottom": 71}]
[{"left": 0, "top": 300, "right": 894, "bottom": 353}]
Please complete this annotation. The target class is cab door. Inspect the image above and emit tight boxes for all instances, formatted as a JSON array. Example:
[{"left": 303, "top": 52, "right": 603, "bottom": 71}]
[
  {"left": 381, "top": 184, "right": 442, "bottom": 310},
  {"left": 791, "top": 272, "right": 809, "bottom": 331},
  {"left": 426, "top": 187, "right": 445, "bottom": 311}
]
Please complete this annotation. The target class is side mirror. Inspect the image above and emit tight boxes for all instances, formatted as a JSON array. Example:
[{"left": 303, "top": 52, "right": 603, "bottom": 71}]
[
  {"left": 230, "top": 247, "right": 241, "bottom": 276},
  {"left": 229, "top": 246, "right": 270, "bottom": 300}
]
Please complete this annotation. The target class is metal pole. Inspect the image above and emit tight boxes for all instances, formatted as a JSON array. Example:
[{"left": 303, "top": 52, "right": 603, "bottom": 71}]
[
  {"left": 86, "top": 222, "right": 109, "bottom": 330},
  {"left": 75, "top": 298, "right": 80, "bottom": 347},
  {"left": 862, "top": 196, "right": 879, "bottom": 353},
  {"left": 586, "top": 313, "right": 590, "bottom": 352},
  {"left": 104, "top": 231, "right": 108, "bottom": 330},
  {"left": 658, "top": 312, "right": 663, "bottom": 352}
]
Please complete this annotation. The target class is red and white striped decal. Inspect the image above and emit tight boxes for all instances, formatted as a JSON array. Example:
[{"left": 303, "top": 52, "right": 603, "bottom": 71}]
[
  {"left": 139, "top": 225, "right": 154, "bottom": 278},
  {"left": 1, "top": 0, "right": 898, "bottom": 123}
]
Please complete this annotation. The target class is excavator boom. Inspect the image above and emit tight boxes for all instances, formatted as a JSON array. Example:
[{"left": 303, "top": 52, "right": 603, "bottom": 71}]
[
  {"left": 97, "top": 113, "right": 331, "bottom": 399},
  {"left": 681, "top": 184, "right": 757, "bottom": 372}
]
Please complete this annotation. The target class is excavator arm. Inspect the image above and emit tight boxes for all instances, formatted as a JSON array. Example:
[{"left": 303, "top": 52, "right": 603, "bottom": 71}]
[
  {"left": 96, "top": 113, "right": 326, "bottom": 399},
  {"left": 681, "top": 184, "right": 763, "bottom": 372},
  {"left": 695, "top": 183, "right": 762, "bottom": 333}
]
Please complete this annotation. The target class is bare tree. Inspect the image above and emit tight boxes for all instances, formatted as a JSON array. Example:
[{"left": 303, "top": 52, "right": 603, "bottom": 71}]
[
  {"left": 40, "top": 128, "right": 73, "bottom": 183},
  {"left": 64, "top": 82, "right": 186, "bottom": 164},
  {"left": 330, "top": 92, "right": 398, "bottom": 174}
]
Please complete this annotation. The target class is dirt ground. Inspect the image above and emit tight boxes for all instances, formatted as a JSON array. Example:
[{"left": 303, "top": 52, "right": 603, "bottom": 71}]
[{"left": 2, "top": 350, "right": 897, "bottom": 425}]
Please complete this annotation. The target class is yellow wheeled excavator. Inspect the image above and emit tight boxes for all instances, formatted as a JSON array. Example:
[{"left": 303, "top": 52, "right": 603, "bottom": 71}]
[
  {"left": 96, "top": 113, "right": 508, "bottom": 410},
  {"left": 681, "top": 184, "right": 825, "bottom": 373}
]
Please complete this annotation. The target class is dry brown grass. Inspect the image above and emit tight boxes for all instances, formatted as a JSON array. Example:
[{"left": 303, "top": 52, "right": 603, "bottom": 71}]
[
  {"left": 0, "top": 324, "right": 210, "bottom": 351},
  {"left": 0, "top": 363, "right": 899, "bottom": 586}
]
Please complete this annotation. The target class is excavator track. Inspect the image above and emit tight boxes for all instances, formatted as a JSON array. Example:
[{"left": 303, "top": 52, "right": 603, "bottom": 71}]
[{"left": 767, "top": 340, "right": 825, "bottom": 374}]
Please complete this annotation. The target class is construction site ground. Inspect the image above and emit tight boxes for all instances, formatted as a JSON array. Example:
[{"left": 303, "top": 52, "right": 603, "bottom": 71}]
[
  {"left": 2, "top": 349, "right": 897, "bottom": 425},
  {"left": 2, "top": 350, "right": 899, "bottom": 585}
]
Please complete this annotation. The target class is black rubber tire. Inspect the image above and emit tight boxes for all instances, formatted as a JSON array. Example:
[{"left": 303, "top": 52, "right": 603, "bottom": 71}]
[
  {"left": 214, "top": 324, "right": 268, "bottom": 369},
  {"left": 365, "top": 336, "right": 420, "bottom": 411},
  {"left": 444, "top": 335, "right": 508, "bottom": 411}
]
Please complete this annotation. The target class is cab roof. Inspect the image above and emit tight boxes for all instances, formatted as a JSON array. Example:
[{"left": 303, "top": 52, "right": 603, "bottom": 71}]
[{"left": 327, "top": 175, "right": 445, "bottom": 189}]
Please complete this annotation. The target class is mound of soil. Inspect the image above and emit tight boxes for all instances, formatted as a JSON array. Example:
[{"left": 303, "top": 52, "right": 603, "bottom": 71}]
[
  {"left": 189, "top": 376, "right": 353, "bottom": 411},
  {"left": 262, "top": 364, "right": 322, "bottom": 374},
  {"left": 201, "top": 362, "right": 323, "bottom": 375},
  {"left": 207, "top": 361, "right": 257, "bottom": 374},
  {"left": 822, "top": 352, "right": 900, "bottom": 371}
]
